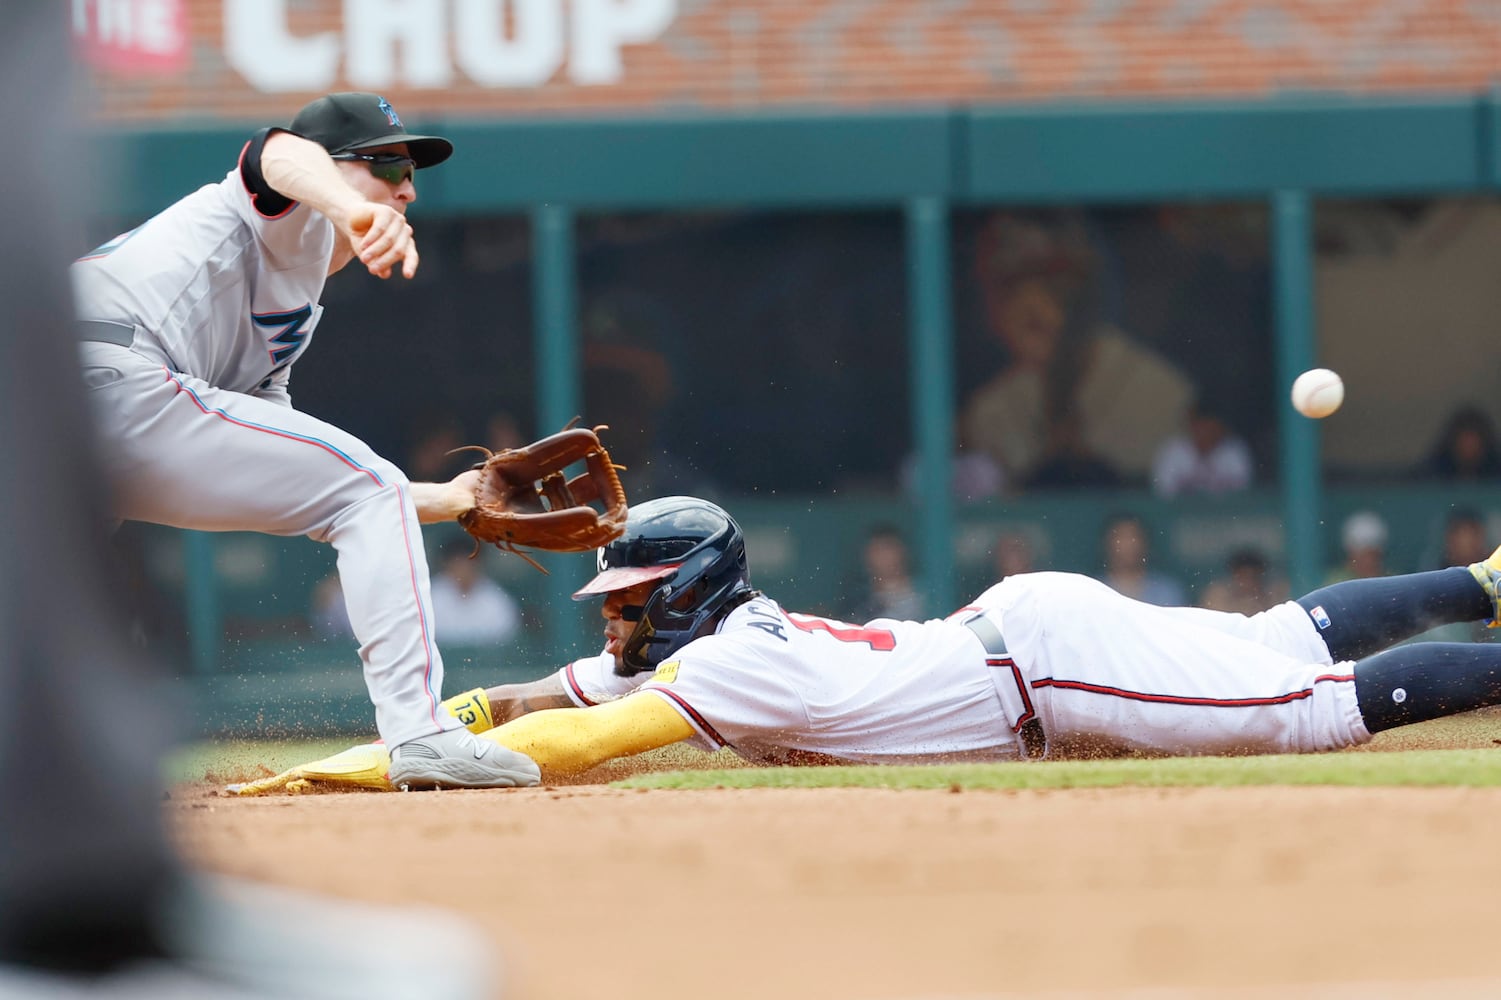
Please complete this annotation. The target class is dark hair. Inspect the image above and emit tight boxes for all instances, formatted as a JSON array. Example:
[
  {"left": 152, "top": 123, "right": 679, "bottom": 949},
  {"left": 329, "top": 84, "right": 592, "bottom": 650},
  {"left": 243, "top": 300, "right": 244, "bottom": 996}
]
[
  {"left": 1444, "top": 507, "right": 1485, "bottom": 530},
  {"left": 1226, "top": 547, "right": 1268, "bottom": 573},
  {"left": 1429, "top": 405, "right": 1501, "bottom": 480}
]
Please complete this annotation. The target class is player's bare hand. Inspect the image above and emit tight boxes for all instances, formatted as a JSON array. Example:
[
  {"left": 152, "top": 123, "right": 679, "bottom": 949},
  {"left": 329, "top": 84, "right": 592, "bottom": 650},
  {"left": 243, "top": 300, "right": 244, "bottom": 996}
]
[
  {"left": 347, "top": 204, "right": 419, "bottom": 280},
  {"left": 408, "top": 467, "right": 483, "bottom": 524},
  {"left": 450, "top": 467, "right": 483, "bottom": 499}
]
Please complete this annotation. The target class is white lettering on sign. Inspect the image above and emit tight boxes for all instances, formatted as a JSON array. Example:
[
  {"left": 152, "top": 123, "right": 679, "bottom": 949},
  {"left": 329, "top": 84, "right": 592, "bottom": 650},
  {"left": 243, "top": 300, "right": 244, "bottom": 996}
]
[
  {"left": 347, "top": 0, "right": 453, "bottom": 89},
  {"left": 73, "top": 0, "right": 188, "bottom": 72},
  {"left": 455, "top": 0, "right": 564, "bottom": 87},
  {"left": 224, "top": 0, "right": 677, "bottom": 93},
  {"left": 224, "top": 1, "right": 340, "bottom": 92},
  {"left": 569, "top": 0, "right": 674, "bottom": 85}
]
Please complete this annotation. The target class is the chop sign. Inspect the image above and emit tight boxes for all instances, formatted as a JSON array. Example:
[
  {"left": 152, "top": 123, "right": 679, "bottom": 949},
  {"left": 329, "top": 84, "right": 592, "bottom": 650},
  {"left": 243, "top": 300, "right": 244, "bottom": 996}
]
[{"left": 225, "top": 0, "right": 678, "bottom": 92}]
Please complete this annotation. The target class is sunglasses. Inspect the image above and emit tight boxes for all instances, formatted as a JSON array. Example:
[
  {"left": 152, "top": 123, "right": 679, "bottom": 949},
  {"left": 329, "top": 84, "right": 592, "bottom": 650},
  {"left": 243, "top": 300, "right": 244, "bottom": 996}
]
[{"left": 332, "top": 152, "right": 416, "bottom": 186}]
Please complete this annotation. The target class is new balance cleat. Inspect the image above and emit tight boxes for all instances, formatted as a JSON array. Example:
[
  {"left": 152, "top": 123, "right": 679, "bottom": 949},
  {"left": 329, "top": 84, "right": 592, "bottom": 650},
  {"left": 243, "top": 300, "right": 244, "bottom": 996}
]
[
  {"left": 388, "top": 726, "right": 540, "bottom": 790},
  {"left": 1467, "top": 543, "right": 1501, "bottom": 628}
]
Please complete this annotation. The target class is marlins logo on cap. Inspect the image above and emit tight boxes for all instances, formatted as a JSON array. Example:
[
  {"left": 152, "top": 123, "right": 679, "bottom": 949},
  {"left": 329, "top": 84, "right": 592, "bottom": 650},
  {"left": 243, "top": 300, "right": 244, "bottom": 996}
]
[{"left": 288, "top": 91, "right": 453, "bottom": 168}]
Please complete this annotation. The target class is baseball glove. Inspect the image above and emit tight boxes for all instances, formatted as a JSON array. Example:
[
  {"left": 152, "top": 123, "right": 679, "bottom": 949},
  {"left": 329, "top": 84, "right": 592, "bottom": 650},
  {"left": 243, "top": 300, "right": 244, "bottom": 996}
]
[{"left": 456, "top": 421, "right": 628, "bottom": 570}]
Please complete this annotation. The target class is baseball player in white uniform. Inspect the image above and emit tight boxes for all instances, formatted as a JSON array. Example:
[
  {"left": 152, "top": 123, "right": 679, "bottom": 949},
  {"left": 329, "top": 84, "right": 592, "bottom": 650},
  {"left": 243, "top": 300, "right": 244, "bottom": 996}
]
[
  {"left": 238, "top": 494, "right": 1501, "bottom": 793},
  {"left": 72, "top": 92, "right": 538, "bottom": 790}
]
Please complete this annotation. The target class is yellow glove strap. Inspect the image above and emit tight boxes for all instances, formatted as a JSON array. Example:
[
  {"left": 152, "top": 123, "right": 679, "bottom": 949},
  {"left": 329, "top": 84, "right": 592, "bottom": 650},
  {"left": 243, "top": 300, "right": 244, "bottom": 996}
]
[{"left": 442, "top": 687, "right": 495, "bottom": 733}]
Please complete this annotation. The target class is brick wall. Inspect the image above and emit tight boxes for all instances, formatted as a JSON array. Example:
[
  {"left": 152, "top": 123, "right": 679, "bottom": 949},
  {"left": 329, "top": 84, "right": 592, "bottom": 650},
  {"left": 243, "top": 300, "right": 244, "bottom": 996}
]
[{"left": 83, "top": 0, "right": 1501, "bottom": 123}]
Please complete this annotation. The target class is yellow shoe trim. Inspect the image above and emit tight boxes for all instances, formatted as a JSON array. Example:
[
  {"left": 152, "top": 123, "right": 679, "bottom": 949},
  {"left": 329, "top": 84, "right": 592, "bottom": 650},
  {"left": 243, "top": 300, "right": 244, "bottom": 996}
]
[{"left": 1468, "top": 554, "right": 1501, "bottom": 627}]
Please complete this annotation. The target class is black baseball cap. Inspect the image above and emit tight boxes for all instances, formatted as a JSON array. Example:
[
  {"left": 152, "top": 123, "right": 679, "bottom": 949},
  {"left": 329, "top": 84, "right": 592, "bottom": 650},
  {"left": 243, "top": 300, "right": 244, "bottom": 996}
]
[{"left": 288, "top": 92, "right": 453, "bottom": 168}]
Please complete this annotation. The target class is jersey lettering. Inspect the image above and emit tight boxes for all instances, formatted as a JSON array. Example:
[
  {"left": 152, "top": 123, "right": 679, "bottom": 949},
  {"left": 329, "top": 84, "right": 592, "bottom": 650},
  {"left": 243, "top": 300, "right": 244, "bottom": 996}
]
[
  {"left": 253, "top": 304, "right": 314, "bottom": 367},
  {"left": 787, "top": 612, "right": 897, "bottom": 651},
  {"left": 747, "top": 620, "right": 788, "bottom": 641},
  {"left": 745, "top": 604, "right": 788, "bottom": 641}
]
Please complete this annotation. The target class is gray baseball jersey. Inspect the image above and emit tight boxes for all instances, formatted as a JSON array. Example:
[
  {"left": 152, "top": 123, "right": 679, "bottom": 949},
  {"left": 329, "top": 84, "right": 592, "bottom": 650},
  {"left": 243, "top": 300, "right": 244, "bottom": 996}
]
[
  {"left": 71, "top": 131, "right": 457, "bottom": 747},
  {"left": 74, "top": 130, "right": 328, "bottom": 403}
]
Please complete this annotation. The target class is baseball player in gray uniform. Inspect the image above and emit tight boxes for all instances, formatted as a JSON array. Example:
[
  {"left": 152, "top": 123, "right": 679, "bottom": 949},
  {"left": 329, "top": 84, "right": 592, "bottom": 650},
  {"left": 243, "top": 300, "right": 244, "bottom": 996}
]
[
  {"left": 71, "top": 92, "right": 539, "bottom": 790},
  {"left": 238, "top": 495, "right": 1501, "bottom": 792}
]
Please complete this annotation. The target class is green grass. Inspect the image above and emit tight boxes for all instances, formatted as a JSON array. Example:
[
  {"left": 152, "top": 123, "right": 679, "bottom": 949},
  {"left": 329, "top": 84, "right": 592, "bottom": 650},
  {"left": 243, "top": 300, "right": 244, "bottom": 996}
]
[
  {"left": 613, "top": 748, "right": 1501, "bottom": 790},
  {"left": 170, "top": 738, "right": 360, "bottom": 785},
  {"left": 171, "top": 711, "right": 1501, "bottom": 792}
]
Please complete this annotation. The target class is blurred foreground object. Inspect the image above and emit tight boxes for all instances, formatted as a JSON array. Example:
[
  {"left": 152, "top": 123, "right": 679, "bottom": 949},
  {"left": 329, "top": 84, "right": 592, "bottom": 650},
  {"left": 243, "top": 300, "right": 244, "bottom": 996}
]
[{"left": 0, "top": 2, "right": 497, "bottom": 996}]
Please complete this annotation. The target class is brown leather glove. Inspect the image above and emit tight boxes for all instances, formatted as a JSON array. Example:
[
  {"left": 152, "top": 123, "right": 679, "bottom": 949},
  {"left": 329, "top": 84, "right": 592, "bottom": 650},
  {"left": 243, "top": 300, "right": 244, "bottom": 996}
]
[{"left": 457, "top": 422, "right": 628, "bottom": 570}]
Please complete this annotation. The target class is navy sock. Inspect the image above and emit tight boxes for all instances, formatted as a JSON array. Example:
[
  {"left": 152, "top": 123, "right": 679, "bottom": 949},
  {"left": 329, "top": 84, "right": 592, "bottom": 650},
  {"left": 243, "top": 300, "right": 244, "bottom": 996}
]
[
  {"left": 1296, "top": 568, "right": 1490, "bottom": 662},
  {"left": 1354, "top": 642, "right": 1501, "bottom": 733}
]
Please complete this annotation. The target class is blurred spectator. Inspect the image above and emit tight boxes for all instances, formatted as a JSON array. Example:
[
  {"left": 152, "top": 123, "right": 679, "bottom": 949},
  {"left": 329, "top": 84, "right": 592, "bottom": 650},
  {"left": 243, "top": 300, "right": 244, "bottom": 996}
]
[
  {"left": 992, "top": 530, "right": 1039, "bottom": 579},
  {"left": 1423, "top": 405, "right": 1501, "bottom": 482},
  {"left": 1100, "top": 513, "right": 1186, "bottom": 606},
  {"left": 1198, "top": 547, "right": 1289, "bottom": 615},
  {"left": 899, "top": 421, "right": 1005, "bottom": 503},
  {"left": 405, "top": 409, "right": 467, "bottom": 482},
  {"left": 580, "top": 289, "right": 718, "bottom": 498},
  {"left": 309, "top": 570, "right": 354, "bottom": 640},
  {"left": 1325, "top": 510, "right": 1392, "bottom": 584},
  {"left": 486, "top": 409, "right": 527, "bottom": 452},
  {"left": 429, "top": 539, "right": 522, "bottom": 647},
  {"left": 1150, "top": 400, "right": 1254, "bottom": 498},
  {"left": 849, "top": 524, "right": 926, "bottom": 623},
  {"left": 1431, "top": 508, "right": 1492, "bottom": 571},
  {"left": 1424, "top": 508, "right": 1494, "bottom": 642},
  {"left": 960, "top": 210, "right": 1193, "bottom": 487},
  {"left": 1025, "top": 408, "right": 1123, "bottom": 491}
]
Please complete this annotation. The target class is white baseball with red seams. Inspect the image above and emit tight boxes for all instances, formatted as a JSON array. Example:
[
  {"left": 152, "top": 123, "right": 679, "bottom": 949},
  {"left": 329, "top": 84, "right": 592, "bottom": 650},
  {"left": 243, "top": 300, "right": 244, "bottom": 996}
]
[
  {"left": 559, "top": 576, "right": 1370, "bottom": 762},
  {"left": 1291, "top": 368, "right": 1345, "bottom": 419}
]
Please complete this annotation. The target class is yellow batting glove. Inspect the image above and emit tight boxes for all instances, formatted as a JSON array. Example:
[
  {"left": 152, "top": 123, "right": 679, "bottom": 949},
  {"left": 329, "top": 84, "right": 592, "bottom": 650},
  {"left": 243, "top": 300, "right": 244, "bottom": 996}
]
[
  {"left": 227, "top": 742, "right": 393, "bottom": 796},
  {"left": 442, "top": 687, "right": 495, "bottom": 734}
]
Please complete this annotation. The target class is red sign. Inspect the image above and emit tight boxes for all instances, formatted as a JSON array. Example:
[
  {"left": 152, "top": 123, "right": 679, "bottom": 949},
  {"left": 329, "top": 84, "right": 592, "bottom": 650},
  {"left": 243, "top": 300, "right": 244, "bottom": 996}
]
[{"left": 74, "top": 0, "right": 188, "bottom": 75}]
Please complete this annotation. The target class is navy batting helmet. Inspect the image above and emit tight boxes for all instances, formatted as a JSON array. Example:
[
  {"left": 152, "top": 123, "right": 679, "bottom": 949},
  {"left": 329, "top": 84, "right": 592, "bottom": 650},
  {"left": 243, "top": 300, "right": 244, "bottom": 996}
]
[{"left": 573, "top": 496, "right": 754, "bottom": 675}]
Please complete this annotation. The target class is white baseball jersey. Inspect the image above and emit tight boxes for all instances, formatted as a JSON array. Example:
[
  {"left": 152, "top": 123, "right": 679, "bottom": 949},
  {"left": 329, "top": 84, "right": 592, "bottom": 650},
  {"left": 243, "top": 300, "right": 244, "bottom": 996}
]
[
  {"left": 558, "top": 651, "right": 649, "bottom": 707},
  {"left": 637, "top": 573, "right": 1370, "bottom": 764},
  {"left": 70, "top": 131, "right": 457, "bottom": 748},
  {"left": 641, "top": 593, "right": 1022, "bottom": 765}
]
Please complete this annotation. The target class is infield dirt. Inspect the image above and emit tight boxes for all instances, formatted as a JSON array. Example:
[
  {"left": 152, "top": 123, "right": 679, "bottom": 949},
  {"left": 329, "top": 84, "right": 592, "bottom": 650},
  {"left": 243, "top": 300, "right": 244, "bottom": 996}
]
[{"left": 170, "top": 781, "right": 1501, "bottom": 1000}]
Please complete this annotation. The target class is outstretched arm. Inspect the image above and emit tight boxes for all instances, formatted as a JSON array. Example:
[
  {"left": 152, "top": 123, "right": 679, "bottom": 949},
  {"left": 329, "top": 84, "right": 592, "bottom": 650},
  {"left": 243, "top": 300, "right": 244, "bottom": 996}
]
[
  {"left": 409, "top": 469, "right": 480, "bottom": 524},
  {"left": 258, "top": 130, "right": 417, "bottom": 279},
  {"left": 481, "top": 676, "right": 577, "bottom": 725},
  {"left": 481, "top": 693, "right": 693, "bottom": 778}
]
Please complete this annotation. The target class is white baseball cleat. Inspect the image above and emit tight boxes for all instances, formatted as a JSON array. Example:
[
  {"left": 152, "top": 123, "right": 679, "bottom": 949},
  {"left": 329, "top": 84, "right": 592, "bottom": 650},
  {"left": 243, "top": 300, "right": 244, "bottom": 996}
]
[{"left": 387, "top": 726, "right": 540, "bottom": 790}]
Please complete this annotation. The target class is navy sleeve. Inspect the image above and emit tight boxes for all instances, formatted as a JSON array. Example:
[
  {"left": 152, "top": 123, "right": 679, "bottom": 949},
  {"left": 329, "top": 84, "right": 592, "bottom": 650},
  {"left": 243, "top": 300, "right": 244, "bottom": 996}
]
[{"left": 238, "top": 126, "right": 295, "bottom": 219}]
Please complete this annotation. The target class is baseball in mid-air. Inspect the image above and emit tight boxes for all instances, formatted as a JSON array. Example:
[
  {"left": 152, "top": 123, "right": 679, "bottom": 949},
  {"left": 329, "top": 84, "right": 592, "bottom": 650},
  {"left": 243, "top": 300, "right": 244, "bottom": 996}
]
[{"left": 1290, "top": 368, "right": 1344, "bottom": 419}]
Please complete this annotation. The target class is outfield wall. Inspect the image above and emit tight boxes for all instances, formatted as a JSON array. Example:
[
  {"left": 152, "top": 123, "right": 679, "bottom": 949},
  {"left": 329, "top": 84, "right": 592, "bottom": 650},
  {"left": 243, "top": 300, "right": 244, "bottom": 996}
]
[{"left": 89, "top": 96, "right": 1501, "bottom": 677}]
